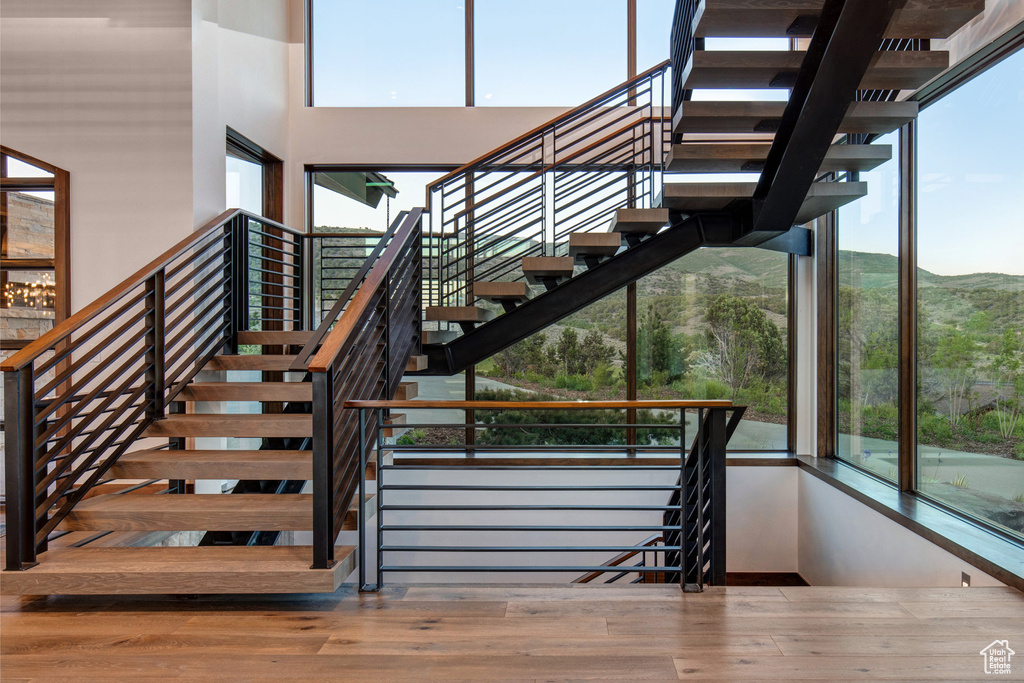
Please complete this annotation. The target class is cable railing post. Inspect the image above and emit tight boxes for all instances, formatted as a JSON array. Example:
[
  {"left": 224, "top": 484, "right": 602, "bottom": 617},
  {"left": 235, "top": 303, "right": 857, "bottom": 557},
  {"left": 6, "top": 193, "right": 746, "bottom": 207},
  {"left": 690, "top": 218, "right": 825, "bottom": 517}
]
[
  {"left": 4, "top": 366, "right": 38, "bottom": 570},
  {"left": 145, "top": 269, "right": 166, "bottom": 422},
  {"left": 376, "top": 407, "right": 385, "bottom": 590},
  {"left": 297, "top": 234, "right": 307, "bottom": 331},
  {"left": 709, "top": 407, "right": 728, "bottom": 586},
  {"left": 240, "top": 215, "right": 252, "bottom": 333},
  {"left": 224, "top": 223, "right": 239, "bottom": 354},
  {"left": 311, "top": 368, "right": 336, "bottom": 570}
]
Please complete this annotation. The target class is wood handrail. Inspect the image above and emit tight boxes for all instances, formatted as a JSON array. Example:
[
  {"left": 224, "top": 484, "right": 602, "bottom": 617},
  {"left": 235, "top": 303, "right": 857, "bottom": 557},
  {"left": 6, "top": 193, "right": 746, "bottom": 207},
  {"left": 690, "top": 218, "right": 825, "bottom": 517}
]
[
  {"left": 574, "top": 534, "right": 664, "bottom": 584},
  {"left": 425, "top": 60, "right": 671, "bottom": 200},
  {"left": 307, "top": 207, "right": 425, "bottom": 373},
  {"left": 344, "top": 400, "right": 735, "bottom": 410},
  {"left": 1, "top": 208, "right": 304, "bottom": 372}
]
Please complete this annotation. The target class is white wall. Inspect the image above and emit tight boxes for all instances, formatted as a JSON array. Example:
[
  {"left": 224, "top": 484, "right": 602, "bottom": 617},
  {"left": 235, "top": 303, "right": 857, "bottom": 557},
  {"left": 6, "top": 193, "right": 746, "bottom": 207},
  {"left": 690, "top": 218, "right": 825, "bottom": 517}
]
[
  {"left": 0, "top": 0, "right": 195, "bottom": 310},
  {"left": 798, "top": 469, "right": 1004, "bottom": 586},
  {"left": 729, "top": 467, "right": 799, "bottom": 572},
  {"left": 192, "top": 0, "right": 291, "bottom": 225}
]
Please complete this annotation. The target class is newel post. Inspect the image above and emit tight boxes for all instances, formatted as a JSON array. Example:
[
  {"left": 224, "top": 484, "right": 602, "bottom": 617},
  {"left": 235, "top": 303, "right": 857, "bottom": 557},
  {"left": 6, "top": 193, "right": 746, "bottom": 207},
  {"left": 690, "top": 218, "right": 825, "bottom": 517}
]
[
  {"left": 4, "top": 366, "right": 38, "bottom": 570},
  {"left": 311, "top": 368, "right": 336, "bottom": 570}
]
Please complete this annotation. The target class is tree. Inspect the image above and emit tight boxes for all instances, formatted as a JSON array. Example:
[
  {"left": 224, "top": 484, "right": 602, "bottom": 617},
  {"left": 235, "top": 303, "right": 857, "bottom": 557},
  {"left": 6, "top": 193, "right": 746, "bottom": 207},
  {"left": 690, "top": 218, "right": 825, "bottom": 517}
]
[
  {"left": 991, "top": 327, "right": 1023, "bottom": 439},
  {"left": 637, "top": 304, "right": 686, "bottom": 385},
  {"left": 704, "top": 294, "right": 785, "bottom": 401},
  {"left": 931, "top": 328, "right": 977, "bottom": 428},
  {"left": 555, "top": 328, "right": 581, "bottom": 375}
]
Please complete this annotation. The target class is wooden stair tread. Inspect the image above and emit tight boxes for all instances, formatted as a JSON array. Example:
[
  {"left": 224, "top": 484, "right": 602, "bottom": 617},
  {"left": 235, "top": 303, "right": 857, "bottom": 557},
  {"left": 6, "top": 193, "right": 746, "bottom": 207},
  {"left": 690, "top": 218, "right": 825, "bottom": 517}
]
[
  {"left": 108, "top": 449, "right": 313, "bottom": 480},
  {"left": 687, "top": 50, "right": 947, "bottom": 91},
  {"left": 143, "top": 413, "right": 312, "bottom": 438},
  {"left": 406, "top": 355, "right": 428, "bottom": 372},
  {"left": 395, "top": 381, "right": 418, "bottom": 401},
  {"left": 609, "top": 208, "right": 670, "bottom": 234},
  {"left": 667, "top": 142, "right": 892, "bottom": 173},
  {"left": 661, "top": 181, "right": 867, "bottom": 224},
  {"left": 179, "top": 382, "right": 312, "bottom": 402},
  {"left": 58, "top": 494, "right": 315, "bottom": 532},
  {"left": 424, "top": 306, "right": 494, "bottom": 323},
  {"left": 472, "top": 281, "right": 532, "bottom": 301},
  {"left": 522, "top": 256, "right": 574, "bottom": 284},
  {"left": 567, "top": 233, "right": 622, "bottom": 260},
  {"left": 674, "top": 100, "right": 919, "bottom": 135},
  {"left": 696, "top": 0, "right": 985, "bottom": 39},
  {"left": 207, "top": 355, "right": 303, "bottom": 372},
  {"left": 57, "top": 494, "right": 376, "bottom": 532},
  {"left": 422, "top": 329, "right": 459, "bottom": 345},
  {"left": 0, "top": 545, "right": 356, "bottom": 595},
  {"left": 237, "top": 330, "right": 314, "bottom": 345}
]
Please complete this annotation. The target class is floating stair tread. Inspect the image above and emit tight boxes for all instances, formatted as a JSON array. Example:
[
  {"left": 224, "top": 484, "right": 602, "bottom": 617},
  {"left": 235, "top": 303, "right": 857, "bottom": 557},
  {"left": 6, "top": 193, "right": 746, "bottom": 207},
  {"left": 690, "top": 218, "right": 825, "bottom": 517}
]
[
  {"left": 406, "top": 355, "right": 429, "bottom": 372},
  {"left": 473, "top": 281, "right": 532, "bottom": 301},
  {"left": 57, "top": 494, "right": 315, "bottom": 532},
  {"left": 568, "top": 233, "right": 622, "bottom": 259},
  {"left": 142, "top": 413, "right": 312, "bottom": 438},
  {"left": 696, "top": 0, "right": 985, "bottom": 39},
  {"left": 667, "top": 142, "right": 892, "bottom": 173},
  {"left": 237, "top": 330, "right": 314, "bottom": 345},
  {"left": 662, "top": 181, "right": 868, "bottom": 224},
  {"left": 675, "top": 100, "right": 919, "bottom": 135},
  {"left": 207, "top": 355, "right": 303, "bottom": 372},
  {"left": 0, "top": 545, "right": 356, "bottom": 595},
  {"left": 609, "top": 208, "right": 670, "bottom": 234},
  {"left": 687, "top": 50, "right": 947, "bottom": 91},
  {"left": 395, "top": 381, "right": 418, "bottom": 401},
  {"left": 422, "top": 329, "right": 459, "bottom": 345},
  {"left": 522, "top": 256, "right": 575, "bottom": 283},
  {"left": 424, "top": 306, "right": 494, "bottom": 323},
  {"left": 108, "top": 449, "right": 312, "bottom": 480},
  {"left": 382, "top": 413, "right": 407, "bottom": 438},
  {"left": 178, "top": 382, "right": 312, "bottom": 402}
]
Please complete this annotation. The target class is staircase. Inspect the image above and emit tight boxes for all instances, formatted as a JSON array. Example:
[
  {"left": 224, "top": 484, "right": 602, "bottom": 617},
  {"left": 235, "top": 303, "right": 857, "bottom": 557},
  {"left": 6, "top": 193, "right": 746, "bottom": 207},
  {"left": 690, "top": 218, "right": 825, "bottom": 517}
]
[
  {"left": 1, "top": 0, "right": 984, "bottom": 595},
  {"left": 417, "top": 0, "right": 975, "bottom": 374}
]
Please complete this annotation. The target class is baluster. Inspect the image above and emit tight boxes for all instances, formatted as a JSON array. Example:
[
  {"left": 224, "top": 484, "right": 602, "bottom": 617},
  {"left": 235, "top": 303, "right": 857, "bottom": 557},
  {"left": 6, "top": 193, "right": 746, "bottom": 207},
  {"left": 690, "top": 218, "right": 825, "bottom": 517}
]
[
  {"left": 311, "top": 368, "right": 336, "bottom": 570},
  {"left": 5, "top": 365, "right": 38, "bottom": 570},
  {"left": 709, "top": 407, "right": 727, "bottom": 586}
]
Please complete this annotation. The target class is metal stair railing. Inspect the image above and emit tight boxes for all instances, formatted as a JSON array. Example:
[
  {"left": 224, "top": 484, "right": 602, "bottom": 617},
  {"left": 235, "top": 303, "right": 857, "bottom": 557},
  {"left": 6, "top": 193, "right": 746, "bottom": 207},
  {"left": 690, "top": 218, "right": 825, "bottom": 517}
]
[{"left": 425, "top": 61, "right": 671, "bottom": 312}]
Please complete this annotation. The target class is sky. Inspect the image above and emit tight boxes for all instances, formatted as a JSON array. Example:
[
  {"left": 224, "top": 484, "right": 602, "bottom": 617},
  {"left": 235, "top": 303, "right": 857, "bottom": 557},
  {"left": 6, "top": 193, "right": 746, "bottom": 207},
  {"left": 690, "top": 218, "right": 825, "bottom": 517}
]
[{"left": 308, "top": 1, "right": 1022, "bottom": 277}]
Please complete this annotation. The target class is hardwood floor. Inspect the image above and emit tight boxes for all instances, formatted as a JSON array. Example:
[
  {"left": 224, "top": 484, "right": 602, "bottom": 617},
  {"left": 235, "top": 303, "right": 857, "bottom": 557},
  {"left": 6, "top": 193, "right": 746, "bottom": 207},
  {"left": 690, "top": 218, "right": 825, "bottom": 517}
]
[{"left": 2, "top": 584, "right": 1023, "bottom": 680}]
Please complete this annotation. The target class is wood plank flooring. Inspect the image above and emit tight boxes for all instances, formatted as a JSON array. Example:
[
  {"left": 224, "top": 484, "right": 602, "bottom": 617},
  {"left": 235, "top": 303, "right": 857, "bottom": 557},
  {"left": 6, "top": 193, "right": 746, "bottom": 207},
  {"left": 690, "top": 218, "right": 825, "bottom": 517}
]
[{"left": 2, "top": 584, "right": 1022, "bottom": 680}]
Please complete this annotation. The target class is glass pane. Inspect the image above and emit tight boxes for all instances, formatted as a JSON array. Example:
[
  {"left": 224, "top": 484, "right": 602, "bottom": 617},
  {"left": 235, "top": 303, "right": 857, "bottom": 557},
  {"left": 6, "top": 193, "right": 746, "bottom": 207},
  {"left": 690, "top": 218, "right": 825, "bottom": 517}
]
[
  {"left": 916, "top": 49, "right": 1024, "bottom": 539},
  {"left": 312, "top": 0, "right": 464, "bottom": 106},
  {"left": 226, "top": 154, "right": 263, "bottom": 214},
  {"left": 836, "top": 132, "right": 900, "bottom": 482},
  {"left": 3, "top": 156, "right": 53, "bottom": 178},
  {"left": 476, "top": 0, "right": 626, "bottom": 106},
  {"left": 637, "top": 247, "right": 789, "bottom": 450}
]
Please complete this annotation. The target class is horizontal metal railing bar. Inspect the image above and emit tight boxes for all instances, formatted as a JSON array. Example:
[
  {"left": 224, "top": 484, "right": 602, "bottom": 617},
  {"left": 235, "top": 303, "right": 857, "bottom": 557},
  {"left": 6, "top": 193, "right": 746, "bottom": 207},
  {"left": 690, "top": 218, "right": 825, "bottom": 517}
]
[
  {"left": 380, "top": 525, "right": 682, "bottom": 532},
  {"left": 349, "top": 400, "right": 732, "bottom": 409},
  {"left": 380, "top": 546, "right": 679, "bottom": 553},
  {"left": 381, "top": 565, "right": 678, "bottom": 573},
  {"left": 382, "top": 465, "right": 686, "bottom": 471},
  {"left": 380, "top": 422, "right": 685, "bottom": 430},
  {"left": 385, "top": 446, "right": 686, "bottom": 453},
  {"left": 247, "top": 265, "right": 302, "bottom": 280},
  {"left": 379, "top": 485, "right": 681, "bottom": 491},
  {"left": 380, "top": 505, "right": 683, "bottom": 511},
  {"left": 247, "top": 227, "right": 303, "bottom": 245}
]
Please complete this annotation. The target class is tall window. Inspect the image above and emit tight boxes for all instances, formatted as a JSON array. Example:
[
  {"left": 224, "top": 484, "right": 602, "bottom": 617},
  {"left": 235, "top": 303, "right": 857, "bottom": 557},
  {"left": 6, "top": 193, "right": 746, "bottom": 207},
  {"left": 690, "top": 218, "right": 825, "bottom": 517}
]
[
  {"left": 311, "top": 0, "right": 465, "bottom": 106},
  {"left": 916, "top": 49, "right": 1024, "bottom": 539},
  {"left": 836, "top": 132, "right": 900, "bottom": 482}
]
